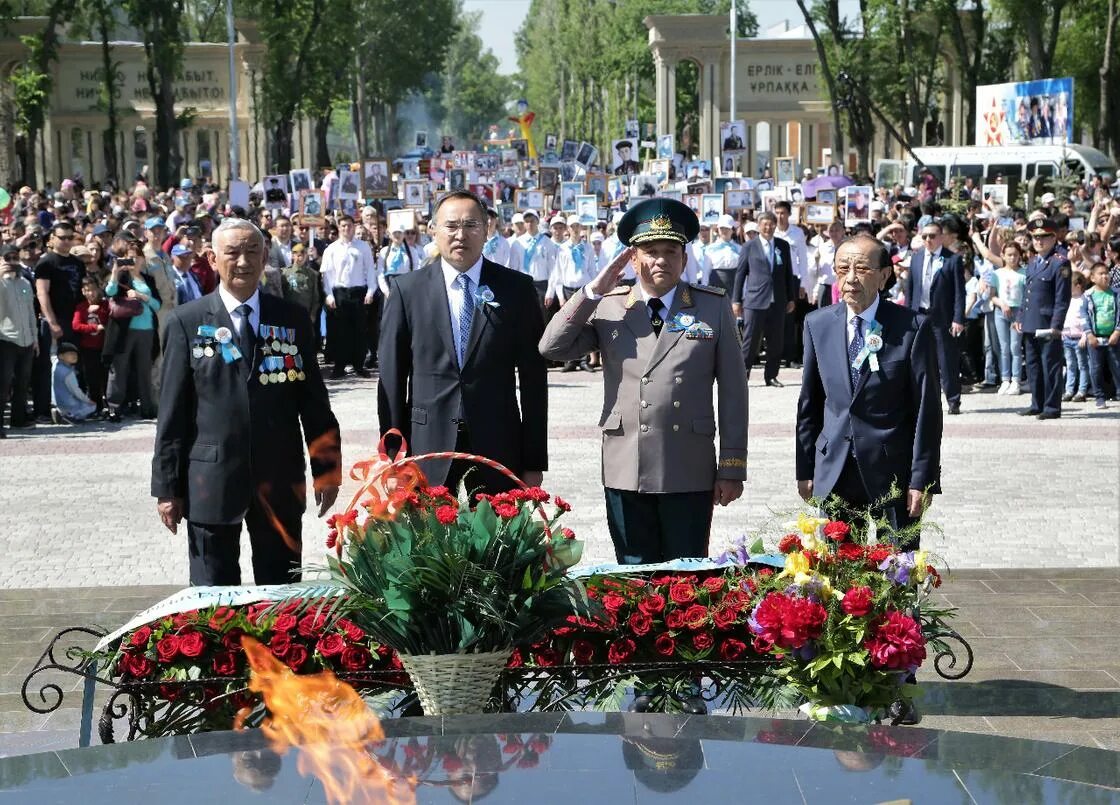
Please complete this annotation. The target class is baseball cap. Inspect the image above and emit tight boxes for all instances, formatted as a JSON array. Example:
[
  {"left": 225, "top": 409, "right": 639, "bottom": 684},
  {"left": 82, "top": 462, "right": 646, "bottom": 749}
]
[
  {"left": 171, "top": 244, "right": 193, "bottom": 257},
  {"left": 145, "top": 216, "right": 166, "bottom": 230},
  {"left": 521, "top": 209, "right": 539, "bottom": 220},
  {"left": 870, "top": 201, "right": 886, "bottom": 213},
  {"left": 57, "top": 341, "right": 79, "bottom": 357},
  {"left": 1, "top": 244, "right": 19, "bottom": 257},
  {"left": 180, "top": 178, "right": 194, "bottom": 189},
  {"left": 565, "top": 214, "right": 581, "bottom": 227},
  {"left": 590, "top": 232, "right": 604, "bottom": 242},
  {"left": 550, "top": 215, "right": 567, "bottom": 228},
  {"left": 92, "top": 224, "right": 110, "bottom": 235},
  {"left": 510, "top": 212, "right": 524, "bottom": 224},
  {"left": 743, "top": 221, "right": 759, "bottom": 233},
  {"left": 69, "top": 245, "right": 91, "bottom": 259},
  {"left": 1039, "top": 192, "right": 1056, "bottom": 205},
  {"left": 716, "top": 213, "right": 736, "bottom": 230}
]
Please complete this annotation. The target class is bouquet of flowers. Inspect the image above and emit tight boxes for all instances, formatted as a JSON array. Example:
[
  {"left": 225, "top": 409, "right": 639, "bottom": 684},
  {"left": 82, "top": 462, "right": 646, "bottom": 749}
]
[{"left": 746, "top": 514, "right": 942, "bottom": 719}]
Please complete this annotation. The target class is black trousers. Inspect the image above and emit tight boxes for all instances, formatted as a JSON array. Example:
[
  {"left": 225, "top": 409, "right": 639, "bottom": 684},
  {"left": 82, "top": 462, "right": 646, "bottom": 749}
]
[
  {"left": 1023, "top": 332, "right": 1063, "bottom": 415},
  {"left": 186, "top": 493, "right": 304, "bottom": 586},
  {"left": 742, "top": 303, "right": 786, "bottom": 381},
  {"left": 927, "top": 319, "right": 962, "bottom": 406},
  {"left": 365, "top": 288, "right": 383, "bottom": 367},
  {"left": 79, "top": 347, "right": 106, "bottom": 408},
  {"left": 32, "top": 321, "right": 52, "bottom": 418},
  {"left": 826, "top": 455, "right": 919, "bottom": 550},
  {"left": 785, "top": 294, "right": 811, "bottom": 363},
  {"left": 443, "top": 426, "right": 520, "bottom": 498},
  {"left": 604, "top": 488, "right": 713, "bottom": 565},
  {"left": 332, "top": 285, "right": 369, "bottom": 370},
  {"left": 0, "top": 341, "right": 34, "bottom": 429},
  {"left": 707, "top": 268, "right": 736, "bottom": 293}
]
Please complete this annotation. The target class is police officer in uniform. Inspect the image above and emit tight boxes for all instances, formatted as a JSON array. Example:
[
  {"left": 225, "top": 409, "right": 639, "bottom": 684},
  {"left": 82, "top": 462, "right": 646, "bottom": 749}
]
[
  {"left": 539, "top": 198, "right": 748, "bottom": 563},
  {"left": 1017, "top": 217, "right": 1072, "bottom": 419}
]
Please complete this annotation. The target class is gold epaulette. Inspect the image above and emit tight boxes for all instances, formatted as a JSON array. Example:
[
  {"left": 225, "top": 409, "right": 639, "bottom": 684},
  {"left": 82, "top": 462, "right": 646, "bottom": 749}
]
[{"left": 691, "top": 282, "right": 726, "bottom": 296}]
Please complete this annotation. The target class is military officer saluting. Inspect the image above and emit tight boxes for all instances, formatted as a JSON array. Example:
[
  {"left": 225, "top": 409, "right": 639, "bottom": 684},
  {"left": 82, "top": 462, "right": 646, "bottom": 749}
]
[
  {"left": 540, "top": 198, "right": 748, "bottom": 564},
  {"left": 1016, "top": 217, "right": 1072, "bottom": 419}
]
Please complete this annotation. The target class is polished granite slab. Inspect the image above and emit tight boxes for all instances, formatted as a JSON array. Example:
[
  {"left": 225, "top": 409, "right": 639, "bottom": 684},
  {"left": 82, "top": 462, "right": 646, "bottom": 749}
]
[{"left": 0, "top": 713, "right": 1117, "bottom": 804}]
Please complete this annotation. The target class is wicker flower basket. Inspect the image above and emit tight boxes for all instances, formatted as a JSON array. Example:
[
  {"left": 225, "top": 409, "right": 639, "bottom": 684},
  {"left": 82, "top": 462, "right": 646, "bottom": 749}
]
[{"left": 398, "top": 649, "right": 513, "bottom": 715}]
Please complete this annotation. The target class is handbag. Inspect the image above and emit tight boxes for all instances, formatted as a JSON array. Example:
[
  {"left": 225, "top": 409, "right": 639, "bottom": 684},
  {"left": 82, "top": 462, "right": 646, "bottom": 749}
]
[{"left": 109, "top": 296, "right": 143, "bottom": 319}]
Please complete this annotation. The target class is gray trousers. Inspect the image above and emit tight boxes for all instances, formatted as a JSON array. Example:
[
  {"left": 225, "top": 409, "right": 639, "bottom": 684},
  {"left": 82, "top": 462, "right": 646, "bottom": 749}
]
[{"left": 106, "top": 328, "right": 155, "bottom": 412}]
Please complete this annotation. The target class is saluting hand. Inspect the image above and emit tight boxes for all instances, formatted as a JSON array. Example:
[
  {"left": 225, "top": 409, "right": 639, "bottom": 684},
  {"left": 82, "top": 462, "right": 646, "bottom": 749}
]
[{"left": 587, "top": 247, "right": 634, "bottom": 297}]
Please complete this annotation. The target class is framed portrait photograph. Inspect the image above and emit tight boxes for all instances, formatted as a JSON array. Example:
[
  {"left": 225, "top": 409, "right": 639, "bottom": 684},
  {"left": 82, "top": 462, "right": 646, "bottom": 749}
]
[
  {"left": 544, "top": 132, "right": 559, "bottom": 153},
  {"left": 775, "top": 156, "right": 797, "bottom": 186},
  {"left": 298, "top": 190, "right": 326, "bottom": 226},
  {"left": 387, "top": 208, "right": 416, "bottom": 235},
  {"left": 475, "top": 153, "right": 500, "bottom": 173},
  {"left": 629, "top": 174, "right": 660, "bottom": 200},
  {"left": 415, "top": 131, "right": 428, "bottom": 149},
  {"left": 497, "top": 202, "right": 515, "bottom": 225},
  {"left": 684, "top": 160, "right": 712, "bottom": 180},
  {"left": 649, "top": 158, "right": 672, "bottom": 187},
  {"left": 699, "top": 193, "right": 724, "bottom": 224},
  {"left": 759, "top": 189, "right": 785, "bottom": 215},
  {"left": 815, "top": 188, "right": 837, "bottom": 204},
  {"left": 559, "top": 181, "right": 583, "bottom": 212},
  {"left": 624, "top": 118, "right": 640, "bottom": 140},
  {"left": 511, "top": 139, "right": 529, "bottom": 160},
  {"left": 515, "top": 189, "right": 544, "bottom": 211},
  {"left": 607, "top": 177, "right": 626, "bottom": 205},
  {"left": 575, "top": 142, "right": 598, "bottom": 169},
  {"left": 447, "top": 168, "right": 468, "bottom": 192},
  {"left": 560, "top": 139, "right": 579, "bottom": 162},
  {"left": 585, "top": 172, "right": 607, "bottom": 203},
  {"left": 501, "top": 149, "right": 519, "bottom": 168},
  {"left": 720, "top": 120, "right": 746, "bottom": 156},
  {"left": 805, "top": 202, "right": 837, "bottom": 225},
  {"left": 755, "top": 178, "right": 774, "bottom": 192},
  {"left": 844, "top": 185, "right": 873, "bottom": 223},
  {"left": 684, "top": 194, "right": 701, "bottom": 214},
  {"left": 724, "top": 189, "right": 751, "bottom": 212},
  {"left": 789, "top": 185, "right": 804, "bottom": 203},
  {"left": 658, "top": 189, "right": 683, "bottom": 202},
  {"left": 576, "top": 195, "right": 598, "bottom": 226},
  {"left": 982, "top": 183, "right": 1009, "bottom": 207},
  {"left": 657, "top": 133, "right": 674, "bottom": 160},
  {"left": 263, "top": 174, "right": 290, "bottom": 208},
  {"left": 362, "top": 158, "right": 392, "bottom": 198},
  {"left": 538, "top": 167, "right": 559, "bottom": 195},
  {"left": 337, "top": 169, "right": 360, "bottom": 200},
  {"left": 452, "top": 150, "right": 475, "bottom": 169},
  {"left": 469, "top": 183, "right": 494, "bottom": 204},
  {"left": 401, "top": 179, "right": 427, "bottom": 208},
  {"left": 289, "top": 168, "right": 312, "bottom": 194}
]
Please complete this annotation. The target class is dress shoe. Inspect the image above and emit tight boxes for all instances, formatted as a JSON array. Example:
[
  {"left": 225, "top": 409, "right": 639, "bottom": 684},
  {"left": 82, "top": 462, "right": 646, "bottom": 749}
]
[
  {"left": 1062, "top": 392, "right": 1074, "bottom": 402},
  {"left": 330, "top": 368, "right": 346, "bottom": 379},
  {"left": 579, "top": 359, "right": 594, "bottom": 372},
  {"left": 629, "top": 694, "right": 654, "bottom": 713},
  {"left": 891, "top": 699, "right": 922, "bottom": 726},
  {"left": 353, "top": 368, "right": 371, "bottom": 378},
  {"left": 1017, "top": 408, "right": 1041, "bottom": 416},
  {"left": 1072, "top": 393, "right": 1086, "bottom": 403},
  {"left": 947, "top": 403, "right": 961, "bottom": 415},
  {"left": 0, "top": 430, "right": 6, "bottom": 439},
  {"left": 765, "top": 378, "right": 784, "bottom": 388},
  {"left": 679, "top": 695, "right": 708, "bottom": 715},
  {"left": 1037, "top": 411, "right": 1061, "bottom": 420},
  {"left": 560, "top": 362, "right": 577, "bottom": 373},
  {"left": 107, "top": 410, "right": 122, "bottom": 424}
]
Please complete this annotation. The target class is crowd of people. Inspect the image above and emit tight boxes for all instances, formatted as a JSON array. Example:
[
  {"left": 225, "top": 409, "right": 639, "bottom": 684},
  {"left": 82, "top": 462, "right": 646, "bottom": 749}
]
[{"left": 1, "top": 160, "right": 1119, "bottom": 438}]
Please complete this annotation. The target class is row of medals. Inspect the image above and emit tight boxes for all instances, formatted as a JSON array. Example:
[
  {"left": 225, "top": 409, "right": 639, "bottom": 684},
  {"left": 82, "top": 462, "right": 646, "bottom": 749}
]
[{"left": 259, "top": 325, "right": 305, "bottom": 385}]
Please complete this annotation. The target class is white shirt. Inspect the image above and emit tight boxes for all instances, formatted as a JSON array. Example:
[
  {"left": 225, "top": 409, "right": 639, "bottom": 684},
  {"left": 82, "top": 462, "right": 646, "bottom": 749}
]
[
  {"left": 482, "top": 232, "right": 512, "bottom": 267},
  {"left": 600, "top": 233, "right": 634, "bottom": 280},
  {"left": 815, "top": 239, "right": 841, "bottom": 289},
  {"left": 552, "top": 239, "right": 596, "bottom": 297},
  {"left": 320, "top": 237, "right": 377, "bottom": 301},
  {"left": 846, "top": 295, "right": 881, "bottom": 351},
  {"left": 776, "top": 225, "right": 809, "bottom": 288},
  {"left": 639, "top": 284, "right": 677, "bottom": 325},
  {"left": 217, "top": 285, "right": 261, "bottom": 342},
  {"left": 442, "top": 257, "right": 483, "bottom": 366},
  {"left": 705, "top": 238, "right": 741, "bottom": 273},
  {"left": 514, "top": 231, "right": 556, "bottom": 283},
  {"left": 686, "top": 240, "right": 712, "bottom": 284},
  {"left": 377, "top": 242, "right": 415, "bottom": 294}
]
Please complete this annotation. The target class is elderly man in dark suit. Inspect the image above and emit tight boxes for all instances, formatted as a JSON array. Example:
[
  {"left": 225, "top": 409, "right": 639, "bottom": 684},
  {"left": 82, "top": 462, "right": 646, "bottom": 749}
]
[
  {"left": 796, "top": 232, "right": 942, "bottom": 542},
  {"left": 152, "top": 218, "right": 341, "bottom": 586},
  {"left": 904, "top": 220, "right": 965, "bottom": 414},
  {"left": 378, "top": 190, "right": 548, "bottom": 494},
  {"left": 731, "top": 210, "right": 798, "bottom": 386}
]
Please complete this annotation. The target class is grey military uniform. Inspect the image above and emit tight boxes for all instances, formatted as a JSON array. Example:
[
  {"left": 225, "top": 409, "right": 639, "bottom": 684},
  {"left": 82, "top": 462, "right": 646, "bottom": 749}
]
[{"left": 539, "top": 281, "right": 748, "bottom": 493}]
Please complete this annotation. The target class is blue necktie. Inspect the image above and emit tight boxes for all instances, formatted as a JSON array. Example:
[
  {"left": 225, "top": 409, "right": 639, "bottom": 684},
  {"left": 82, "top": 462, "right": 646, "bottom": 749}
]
[
  {"left": 455, "top": 274, "right": 474, "bottom": 366},
  {"left": 848, "top": 315, "right": 863, "bottom": 389}
]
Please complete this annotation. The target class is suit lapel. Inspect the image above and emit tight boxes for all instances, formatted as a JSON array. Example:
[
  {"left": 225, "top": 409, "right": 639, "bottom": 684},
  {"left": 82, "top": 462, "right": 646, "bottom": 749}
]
[
  {"left": 826, "top": 303, "right": 854, "bottom": 406},
  {"left": 463, "top": 260, "right": 495, "bottom": 368},
  {"left": 426, "top": 265, "right": 458, "bottom": 364},
  {"left": 644, "top": 282, "right": 692, "bottom": 374}
]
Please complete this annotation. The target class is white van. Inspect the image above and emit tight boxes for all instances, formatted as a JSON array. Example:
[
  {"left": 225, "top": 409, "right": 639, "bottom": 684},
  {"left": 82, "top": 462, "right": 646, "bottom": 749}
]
[{"left": 875, "top": 144, "right": 1116, "bottom": 195}]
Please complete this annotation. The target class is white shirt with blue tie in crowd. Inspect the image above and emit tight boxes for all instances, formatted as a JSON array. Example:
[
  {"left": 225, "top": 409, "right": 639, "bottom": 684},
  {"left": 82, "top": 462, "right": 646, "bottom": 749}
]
[{"left": 442, "top": 257, "right": 482, "bottom": 367}]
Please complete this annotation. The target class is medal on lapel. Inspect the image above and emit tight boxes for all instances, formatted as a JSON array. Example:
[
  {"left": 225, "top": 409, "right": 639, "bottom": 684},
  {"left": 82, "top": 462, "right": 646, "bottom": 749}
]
[
  {"left": 852, "top": 320, "right": 885, "bottom": 372},
  {"left": 197, "top": 325, "right": 242, "bottom": 363}
]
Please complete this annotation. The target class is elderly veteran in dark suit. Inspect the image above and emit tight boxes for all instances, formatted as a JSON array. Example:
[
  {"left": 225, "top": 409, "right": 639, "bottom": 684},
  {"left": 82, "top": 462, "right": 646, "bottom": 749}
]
[
  {"left": 796, "top": 232, "right": 943, "bottom": 546},
  {"left": 152, "top": 218, "right": 341, "bottom": 586},
  {"left": 540, "top": 198, "right": 748, "bottom": 564}
]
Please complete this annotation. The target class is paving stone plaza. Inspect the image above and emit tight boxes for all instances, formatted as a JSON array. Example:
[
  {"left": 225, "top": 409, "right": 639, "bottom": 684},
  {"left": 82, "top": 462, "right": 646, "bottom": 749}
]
[{"left": 1, "top": 368, "right": 1118, "bottom": 755}]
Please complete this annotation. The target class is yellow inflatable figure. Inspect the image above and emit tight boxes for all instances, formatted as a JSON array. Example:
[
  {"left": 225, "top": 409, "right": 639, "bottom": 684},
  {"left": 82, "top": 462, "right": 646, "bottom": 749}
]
[{"left": 508, "top": 99, "right": 537, "bottom": 159}]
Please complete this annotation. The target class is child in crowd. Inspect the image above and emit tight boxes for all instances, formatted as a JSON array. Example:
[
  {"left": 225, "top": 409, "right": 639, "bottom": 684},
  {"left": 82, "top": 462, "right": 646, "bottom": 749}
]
[
  {"left": 1083, "top": 262, "right": 1120, "bottom": 409},
  {"left": 993, "top": 242, "right": 1026, "bottom": 395},
  {"left": 1062, "top": 272, "right": 1091, "bottom": 403},
  {"left": 71, "top": 276, "right": 108, "bottom": 414},
  {"left": 52, "top": 342, "right": 97, "bottom": 423}
]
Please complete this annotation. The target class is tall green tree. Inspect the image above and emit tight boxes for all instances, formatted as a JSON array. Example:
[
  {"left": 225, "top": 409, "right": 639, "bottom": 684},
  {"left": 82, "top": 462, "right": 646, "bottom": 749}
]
[{"left": 435, "top": 11, "right": 513, "bottom": 145}]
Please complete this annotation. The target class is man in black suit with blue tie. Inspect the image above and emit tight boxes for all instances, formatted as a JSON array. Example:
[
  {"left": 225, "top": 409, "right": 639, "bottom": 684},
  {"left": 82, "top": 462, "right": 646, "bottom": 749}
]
[
  {"left": 731, "top": 211, "right": 798, "bottom": 386},
  {"left": 378, "top": 191, "right": 548, "bottom": 493},
  {"left": 796, "top": 233, "right": 943, "bottom": 544},
  {"left": 152, "top": 219, "right": 342, "bottom": 586},
  {"left": 904, "top": 220, "right": 965, "bottom": 414}
]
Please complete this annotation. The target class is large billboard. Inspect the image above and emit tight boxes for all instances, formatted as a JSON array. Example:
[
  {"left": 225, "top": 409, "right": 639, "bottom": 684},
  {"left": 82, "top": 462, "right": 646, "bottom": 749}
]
[{"left": 975, "top": 77, "right": 1073, "bottom": 146}]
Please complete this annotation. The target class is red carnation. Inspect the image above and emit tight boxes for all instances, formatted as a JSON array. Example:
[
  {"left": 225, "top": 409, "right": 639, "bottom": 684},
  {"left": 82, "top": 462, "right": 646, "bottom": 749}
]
[
  {"left": 823, "top": 521, "right": 851, "bottom": 542},
  {"left": 719, "top": 638, "right": 748, "bottom": 661},
  {"left": 692, "top": 632, "right": 714, "bottom": 652},
  {"left": 749, "top": 592, "right": 827, "bottom": 650},
  {"left": 317, "top": 632, "right": 346, "bottom": 658},
  {"left": 492, "top": 502, "right": 520, "bottom": 519},
  {"left": 606, "top": 638, "right": 636, "bottom": 664},
  {"left": 778, "top": 534, "right": 803, "bottom": 554},
  {"left": 285, "top": 644, "right": 309, "bottom": 671},
  {"left": 665, "top": 609, "right": 686, "bottom": 630},
  {"left": 841, "top": 586, "right": 874, "bottom": 617},
  {"left": 340, "top": 645, "right": 372, "bottom": 671},
  {"left": 601, "top": 592, "right": 627, "bottom": 613},
  {"left": 628, "top": 611, "right": 653, "bottom": 636},
  {"left": 864, "top": 611, "right": 926, "bottom": 671},
  {"left": 758, "top": 568, "right": 774, "bottom": 579},
  {"left": 712, "top": 606, "right": 738, "bottom": 630},
  {"left": 702, "top": 576, "right": 726, "bottom": 593},
  {"left": 669, "top": 582, "right": 698, "bottom": 604},
  {"left": 212, "top": 651, "right": 238, "bottom": 676},
  {"left": 178, "top": 630, "right": 206, "bottom": 659},
  {"left": 572, "top": 639, "right": 596, "bottom": 664},
  {"left": 524, "top": 487, "right": 550, "bottom": 503},
  {"left": 155, "top": 634, "right": 181, "bottom": 663},
  {"left": 682, "top": 603, "right": 709, "bottom": 630},
  {"left": 927, "top": 565, "right": 943, "bottom": 588},
  {"left": 435, "top": 505, "right": 458, "bottom": 525},
  {"left": 128, "top": 626, "right": 152, "bottom": 649},
  {"left": 561, "top": 527, "right": 576, "bottom": 540},
  {"left": 269, "top": 632, "right": 292, "bottom": 659},
  {"left": 555, "top": 497, "right": 572, "bottom": 512},
  {"left": 653, "top": 633, "right": 676, "bottom": 656},
  {"left": 638, "top": 593, "right": 666, "bottom": 616},
  {"left": 425, "top": 485, "right": 450, "bottom": 499},
  {"left": 866, "top": 546, "right": 892, "bottom": 567},
  {"left": 272, "top": 613, "right": 297, "bottom": 633},
  {"left": 837, "top": 543, "right": 865, "bottom": 562}
]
